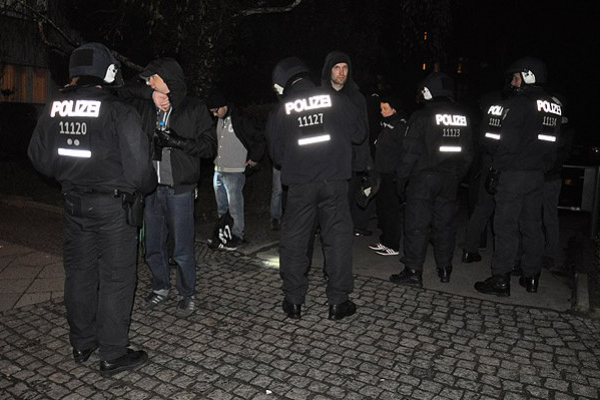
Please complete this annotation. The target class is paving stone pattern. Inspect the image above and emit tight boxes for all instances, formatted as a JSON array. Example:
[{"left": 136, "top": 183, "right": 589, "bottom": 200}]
[{"left": 1, "top": 244, "right": 600, "bottom": 399}]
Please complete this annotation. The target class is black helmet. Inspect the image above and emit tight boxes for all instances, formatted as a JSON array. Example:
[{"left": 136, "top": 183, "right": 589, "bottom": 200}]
[
  {"left": 69, "top": 42, "right": 122, "bottom": 85},
  {"left": 272, "top": 57, "right": 310, "bottom": 95},
  {"left": 507, "top": 57, "right": 547, "bottom": 85},
  {"left": 418, "top": 72, "right": 455, "bottom": 101}
]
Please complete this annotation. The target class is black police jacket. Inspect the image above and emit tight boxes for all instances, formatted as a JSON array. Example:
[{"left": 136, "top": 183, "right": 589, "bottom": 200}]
[
  {"left": 28, "top": 86, "right": 157, "bottom": 195},
  {"left": 266, "top": 79, "right": 366, "bottom": 186},
  {"left": 374, "top": 113, "right": 408, "bottom": 174},
  {"left": 118, "top": 59, "right": 216, "bottom": 194},
  {"left": 485, "top": 86, "right": 560, "bottom": 172},
  {"left": 397, "top": 99, "right": 473, "bottom": 181}
]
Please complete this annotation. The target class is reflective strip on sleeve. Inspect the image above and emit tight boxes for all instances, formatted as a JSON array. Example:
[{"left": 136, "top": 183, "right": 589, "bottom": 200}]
[
  {"left": 537, "top": 134, "right": 556, "bottom": 142},
  {"left": 58, "top": 148, "right": 92, "bottom": 158},
  {"left": 298, "top": 134, "right": 331, "bottom": 146},
  {"left": 439, "top": 146, "right": 462, "bottom": 153},
  {"left": 485, "top": 132, "right": 501, "bottom": 140}
]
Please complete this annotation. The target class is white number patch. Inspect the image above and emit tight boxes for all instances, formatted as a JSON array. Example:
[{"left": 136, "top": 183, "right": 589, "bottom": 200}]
[
  {"left": 59, "top": 121, "right": 87, "bottom": 135},
  {"left": 297, "top": 113, "right": 323, "bottom": 128}
]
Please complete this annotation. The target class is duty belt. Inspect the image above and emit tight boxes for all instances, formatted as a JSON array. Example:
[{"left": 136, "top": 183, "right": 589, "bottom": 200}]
[{"left": 69, "top": 187, "right": 123, "bottom": 197}]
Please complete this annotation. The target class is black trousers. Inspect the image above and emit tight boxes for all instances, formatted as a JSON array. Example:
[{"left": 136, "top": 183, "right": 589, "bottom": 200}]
[
  {"left": 348, "top": 171, "right": 373, "bottom": 230},
  {"left": 491, "top": 170, "right": 544, "bottom": 277},
  {"left": 375, "top": 173, "right": 403, "bottom": 251},
  {"left": 63, "top": 192, "right": 138, "bottom": 361},
  {"left": 464, "top": 170, "right": 495, "bottom": 253},
  {"left": 403, "top": 172, "right": 459, "bottom": 271},
  {"left": 280, "top": 180, "right": 354, "bottom": 305}
]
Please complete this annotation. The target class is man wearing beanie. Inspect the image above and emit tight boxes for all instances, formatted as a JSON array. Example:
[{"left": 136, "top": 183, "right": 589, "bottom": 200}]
[
  {"left": 320, "top": 51, "right": 372, "bottom": 237},
  {"left": 207, "top": 92, "right": 266, "bottom": 249}
]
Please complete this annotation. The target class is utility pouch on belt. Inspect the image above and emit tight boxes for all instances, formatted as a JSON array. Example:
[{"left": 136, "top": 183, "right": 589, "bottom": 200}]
[
  {"left": 484, "top": 167, "right": 500, "bottom": 195},
  {"left": 121, "top": 191, "right": 144, "bottom": 227}
]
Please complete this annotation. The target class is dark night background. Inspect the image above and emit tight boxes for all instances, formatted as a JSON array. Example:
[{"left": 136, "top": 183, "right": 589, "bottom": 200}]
[
  {"left": 3, "top": 0, "right": 600, "bottom": 149},
  {"left": 75, "top": 0, "right": 597, "bottom": 145}
]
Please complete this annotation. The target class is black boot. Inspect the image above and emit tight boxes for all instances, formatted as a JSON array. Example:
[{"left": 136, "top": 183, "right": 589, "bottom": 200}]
[
  {"left": 389, "top": 267, "right": 423, "bottom": 288},
  {"left": 437, "top": 266, "right": 452, "bottom": 283},
  {"left": 519, "top": 273, "right": 540, "bottom": 293},
  {"left": 461, "top": 250, "right": 482, "bottom": 263},
  {"left": 282, "top": 299, "right": 302, "bottom": 319},
  {"left": 474, "top": 274, "right": 511, "bottom": 297}
]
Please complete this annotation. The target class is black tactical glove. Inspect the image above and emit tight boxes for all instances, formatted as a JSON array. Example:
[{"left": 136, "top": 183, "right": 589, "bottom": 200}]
[
  {"left": 484, "top": 167, "right": 500, "bottom": 195},
  {"left": 157, "top": 129, "right": 189, "bottom": 149},
  {"left": 357, "top": 171, "right": 381, "bottom": 209}
]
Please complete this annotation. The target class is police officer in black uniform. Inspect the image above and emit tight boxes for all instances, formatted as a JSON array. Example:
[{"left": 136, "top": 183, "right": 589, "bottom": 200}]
[
  {"left": 266, "top": 57, "right": 365, "bottom": 320},
  {"left": 28, "top": 43, "right": 157, "bottom": 376},
  {"left": 461, "top": 91, "right": 505, "bottom": 264},
  {"left": 390, "top": 72, "right": 473, "bottom": 287},
  {"left": 475, "top": 57, "right": 560, "bottom": 296}
]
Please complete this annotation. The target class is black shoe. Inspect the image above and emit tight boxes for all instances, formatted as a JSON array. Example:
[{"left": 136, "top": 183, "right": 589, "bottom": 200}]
[
  {"left": 141, "top": 291, "right": 168, "bottom": 310},
  {"left": 474, "top": 274, "right": 511, "bottom": 297},
  {"left": 353, "top": 228, "right": 372, "bottom": 237},
  {"left": 461, "top": 250, "right": 482, "bottom": 263},
  {"left": 176, "top": 296, "right": 196, "bottom": 318},
  {"left": 99, "top": 349, "right": 148, "bottom": 377},
  {"left": 389, "top": 268, "right": 423, "bottom": 288},
  {"left": 73, "top": 345, "right": 98, "bottom": 364},
  {"left": 511, "top": 263, "right": 522, "bottom": 276},
  {"left": 282, "top": 299, "right": 301, "bottom": 319},
  {"left": 519, "top": 273, "right": 540, "bottom": 293},
  {"left": 328, "top": 300, "right": 357, "bottom": 321},
  {"left": 437, "top": 266, "right": 452, "bottom": 283}
]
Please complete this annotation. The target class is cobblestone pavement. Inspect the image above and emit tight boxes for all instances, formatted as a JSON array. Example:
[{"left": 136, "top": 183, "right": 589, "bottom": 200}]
[{"left": 2, "top": 243, "right": 600, "bottom": 400}]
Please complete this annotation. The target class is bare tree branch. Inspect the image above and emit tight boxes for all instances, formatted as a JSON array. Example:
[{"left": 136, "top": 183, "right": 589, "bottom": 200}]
[
  {"left": 238, "top": 0, "right": 303, "bottom": 17},
  {"left": 15, "top": 0, "right": 80, "bottom": 48}
]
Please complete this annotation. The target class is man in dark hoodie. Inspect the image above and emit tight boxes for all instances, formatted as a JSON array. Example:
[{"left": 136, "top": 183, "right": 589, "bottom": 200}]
[
  {"left": 321, "top": 51, "right": 372, "bottom": 236},
  {"left": 206, "top": 91, "right": 266, "bottom": 249},
  {"left": 119, "top": 58, "right": 216, "bottom": 317}
]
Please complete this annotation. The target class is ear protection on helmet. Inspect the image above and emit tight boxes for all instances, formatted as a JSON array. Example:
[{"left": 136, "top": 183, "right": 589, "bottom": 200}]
[
  {"left": 104, "top": 64, "right": 118, "bottom": 84},
  {"left": 521, "top": 70, "right": 536, "bottom": 84}
]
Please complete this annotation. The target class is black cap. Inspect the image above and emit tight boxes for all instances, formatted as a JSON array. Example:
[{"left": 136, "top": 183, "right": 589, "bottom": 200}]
[
  {"left": 140, "top": 59, "right": 162, "bottom": 79},
  {"left": 206, "top": 92, "right": 227, "bottom": 110}
]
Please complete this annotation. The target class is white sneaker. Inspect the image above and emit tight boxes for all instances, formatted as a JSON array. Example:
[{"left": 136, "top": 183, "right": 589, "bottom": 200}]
[
  {"left": 368, "top": 243, "right": 387, "bottom": 251},
  {"left": 375, "top": 248, "right": 400, "bottom": 256}
]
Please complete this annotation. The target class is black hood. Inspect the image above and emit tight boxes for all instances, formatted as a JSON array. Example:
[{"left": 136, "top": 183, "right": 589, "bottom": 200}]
[
  {"left": 140, "top": 57, "right": 188, "bottom": 108},
  {"left": 320, "top": 50, "right": 359, "bottom": 91}
]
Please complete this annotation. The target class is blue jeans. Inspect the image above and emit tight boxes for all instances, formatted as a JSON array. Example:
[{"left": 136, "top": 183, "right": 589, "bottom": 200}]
[
  {"left": 270, "top": 167, "right": 283, "bottom": 221},
  {"left": 144, "top": 186, "right": 196, "bottom": 297},
  {"left": 213, "top": 171, "right": 245, "bottom": 238}
]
